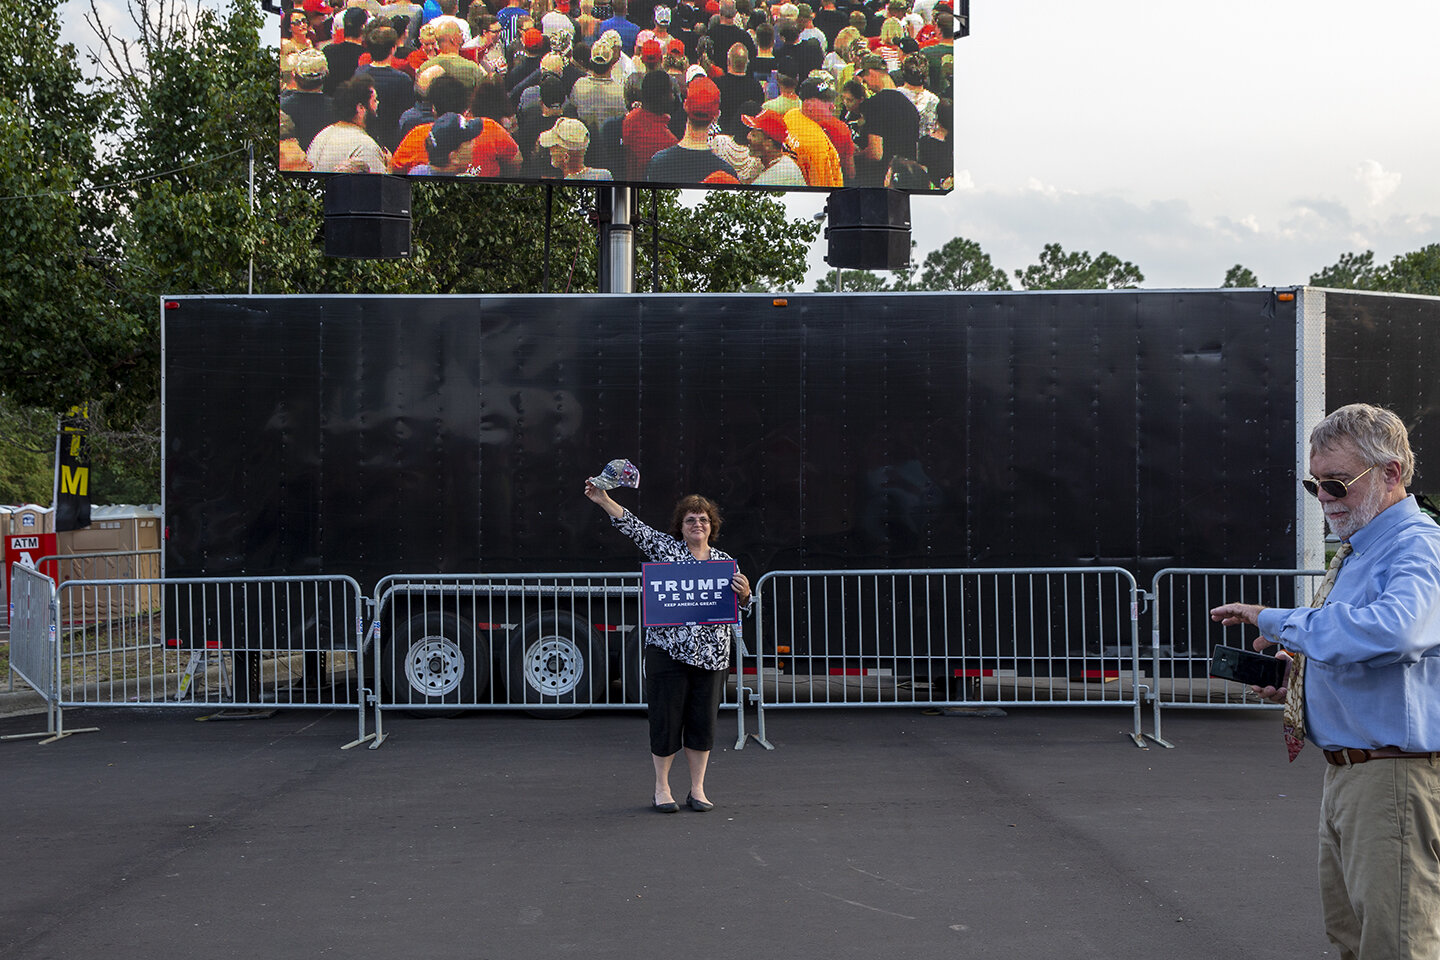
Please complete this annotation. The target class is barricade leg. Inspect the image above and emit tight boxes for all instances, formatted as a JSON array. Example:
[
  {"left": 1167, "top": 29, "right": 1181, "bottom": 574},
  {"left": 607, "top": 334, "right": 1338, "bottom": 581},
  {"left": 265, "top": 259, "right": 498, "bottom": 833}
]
[
  {"left": 365, "top": 702, "right": 388, "bottom": 750},
  {"left": 1147, "top": 686, "right": 1173, "bottom": 748},
  {"left": 0, "top": 701, "right": 99, "bottom": 745},
  {"left": 747, "top": 687, "right": 773, "bottom": 750},
  {"left": 734, "top": 680, "right": 776, "bottom": 750},
  {"left": 734, "top": 680, "right": 747, "bottom": 751},
  {"left": 362, "top": 619, "right": 389, "bottom": 750},
  {"left": 342, "top": 614, "right": 381, "bottom": 750},
  {"left": 732, "top": 639, "right": 773, "bottom": 751},
  {"left": 340, "top": 704, "right": 378, "bottom": 750}
]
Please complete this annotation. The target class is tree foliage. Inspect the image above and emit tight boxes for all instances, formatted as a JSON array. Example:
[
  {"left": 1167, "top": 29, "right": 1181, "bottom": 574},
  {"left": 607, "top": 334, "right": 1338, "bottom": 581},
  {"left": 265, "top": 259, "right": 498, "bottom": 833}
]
[
  {"left": 812, "top": 236, "right": 1011, "bottom": 292},
  {"left": 646, "top": 190, "right": 819, "bottom": 293},
  {"left": 0, "top": 403, "right": 56, "bottom": 505},
  {"left": 1222, "top": 264, "right": 1259, "bottom": 288},
  {"left": 1310, "top": 250, "right": 1380, "bottom": 291},
  {"left": 1312, "top": 245, "right": 1440, "bottom": 297},
  {"left": 0, "top": 6, "right": 124, "bottom": 416},
  {"left": 1014, "top": 243, "right": 1144, "bottom": 290},
  {"left": 813, "top": 268, "right": 896, "bottom": 292},
  {"left": 905, "top": 236, "right": 1011, "bottom": 291},
  {"left": 1384, "top": 245, "right": 1440, "bottom": 296}
]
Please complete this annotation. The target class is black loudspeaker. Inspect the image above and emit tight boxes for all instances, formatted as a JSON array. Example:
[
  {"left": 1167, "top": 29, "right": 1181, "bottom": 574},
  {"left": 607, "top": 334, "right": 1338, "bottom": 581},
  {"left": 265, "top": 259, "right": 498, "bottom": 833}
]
[
  {"left": 826, "top": 188, "right": 910, "bottom": 230},
  {"left": 324, "top": 216, "right": 412, "bottom": 259},
  {"left": 324, "top": 174, "right": 412, "bottom": 259},
  {"left": 825, "top": 227, "right": 911, "bottom": 270},
  {"left": 324, "top": 174, "right": 412, "bottom": 217}
]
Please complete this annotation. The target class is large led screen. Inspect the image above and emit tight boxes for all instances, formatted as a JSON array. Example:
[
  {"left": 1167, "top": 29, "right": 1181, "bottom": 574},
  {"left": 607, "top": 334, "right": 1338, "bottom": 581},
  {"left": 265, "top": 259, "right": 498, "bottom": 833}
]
[{"left": 277, "top": 0, "right": 958, "bottom": 193}]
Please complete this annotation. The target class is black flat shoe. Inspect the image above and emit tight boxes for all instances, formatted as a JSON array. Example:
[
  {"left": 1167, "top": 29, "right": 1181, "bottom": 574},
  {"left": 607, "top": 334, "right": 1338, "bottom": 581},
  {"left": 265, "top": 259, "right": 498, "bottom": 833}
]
[
  {"left": 686, "top": 793, "right": 714, "bottom": 812},
  {"left": 652, "top": 799, "right": 679, "bottom": 813}
]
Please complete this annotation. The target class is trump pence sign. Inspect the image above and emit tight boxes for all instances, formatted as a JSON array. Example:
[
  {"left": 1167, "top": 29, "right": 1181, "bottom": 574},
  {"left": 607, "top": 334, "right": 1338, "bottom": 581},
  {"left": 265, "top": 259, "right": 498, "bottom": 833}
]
[{"left": 642, "top": 560, "right": 739, "bottom": 627}]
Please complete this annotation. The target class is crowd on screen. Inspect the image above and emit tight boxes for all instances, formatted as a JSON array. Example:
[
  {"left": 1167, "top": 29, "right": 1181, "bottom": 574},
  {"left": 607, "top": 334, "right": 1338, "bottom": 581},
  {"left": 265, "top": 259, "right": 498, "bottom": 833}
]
[{"left": 278, "top": 0, "right": 957, "bottom": 188}]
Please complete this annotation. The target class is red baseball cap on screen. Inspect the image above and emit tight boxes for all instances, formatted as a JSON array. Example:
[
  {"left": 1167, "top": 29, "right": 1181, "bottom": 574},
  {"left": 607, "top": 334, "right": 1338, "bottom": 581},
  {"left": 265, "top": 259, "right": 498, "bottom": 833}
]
[
  {"left": 683, "top": 76, "right": 721, "bottom": 122},
  {"left": 742, "top": 109, "right": 789, "bottom": 145}
]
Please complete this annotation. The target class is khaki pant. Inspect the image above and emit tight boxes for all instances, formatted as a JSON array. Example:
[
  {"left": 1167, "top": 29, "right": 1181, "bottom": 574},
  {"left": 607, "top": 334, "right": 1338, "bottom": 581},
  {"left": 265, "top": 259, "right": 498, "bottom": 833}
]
[{"left": 1320, "top": 757, "right": 1440, "bottom": 959}]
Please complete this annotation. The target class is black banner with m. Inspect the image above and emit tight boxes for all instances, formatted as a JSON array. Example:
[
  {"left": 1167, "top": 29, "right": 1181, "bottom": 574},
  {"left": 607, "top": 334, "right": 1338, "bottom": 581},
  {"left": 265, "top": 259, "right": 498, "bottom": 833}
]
[{"left": 55, "top": 404, "right": 92, "bottom": 531}]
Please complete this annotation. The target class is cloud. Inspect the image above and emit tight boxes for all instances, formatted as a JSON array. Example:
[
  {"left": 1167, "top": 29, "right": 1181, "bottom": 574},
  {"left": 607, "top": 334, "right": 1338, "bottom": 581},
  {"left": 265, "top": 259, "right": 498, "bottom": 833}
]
[{"left": 1355, "top": 159, "right": 1402, "bottom": 207}]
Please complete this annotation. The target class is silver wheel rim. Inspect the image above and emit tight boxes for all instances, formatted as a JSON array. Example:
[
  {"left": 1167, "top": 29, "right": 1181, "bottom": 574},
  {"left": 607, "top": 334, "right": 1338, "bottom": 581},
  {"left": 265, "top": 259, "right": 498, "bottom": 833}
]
[
  {"left": 523, "top": 636, "right": 585, "bottom": 696},
  {"left": 403, "top": 636, "right": 465, "bottom": 697}
]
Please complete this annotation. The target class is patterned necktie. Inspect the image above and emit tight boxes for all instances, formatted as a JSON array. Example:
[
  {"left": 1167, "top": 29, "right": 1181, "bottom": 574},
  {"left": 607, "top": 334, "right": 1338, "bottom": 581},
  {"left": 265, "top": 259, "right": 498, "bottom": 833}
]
[{"left": 1282, "top": 541, "right": 1352, "bottom": 762}]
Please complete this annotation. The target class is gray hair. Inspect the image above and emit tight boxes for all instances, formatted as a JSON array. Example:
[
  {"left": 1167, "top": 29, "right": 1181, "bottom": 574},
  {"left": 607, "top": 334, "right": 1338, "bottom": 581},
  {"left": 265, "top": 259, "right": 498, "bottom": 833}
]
[{"left": 1310, "top": 402, "right": 1415, "bottom": 485}]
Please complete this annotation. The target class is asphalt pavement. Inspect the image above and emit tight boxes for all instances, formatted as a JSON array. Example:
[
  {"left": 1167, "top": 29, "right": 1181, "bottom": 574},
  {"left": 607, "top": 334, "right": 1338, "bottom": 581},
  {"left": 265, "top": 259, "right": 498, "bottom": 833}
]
[{"left": 0, "top": 701, "right": 1334, "bottom": 960}]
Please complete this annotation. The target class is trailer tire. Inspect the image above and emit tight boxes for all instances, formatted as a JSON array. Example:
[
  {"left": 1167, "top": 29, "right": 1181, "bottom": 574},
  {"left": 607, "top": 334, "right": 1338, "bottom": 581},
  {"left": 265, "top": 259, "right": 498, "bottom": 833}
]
[
  {"left": 383, "top": 611, "right": 489, "bottom": 706},
  {"left": 508, "top": 612, "right": 608, "bottom": 716}
]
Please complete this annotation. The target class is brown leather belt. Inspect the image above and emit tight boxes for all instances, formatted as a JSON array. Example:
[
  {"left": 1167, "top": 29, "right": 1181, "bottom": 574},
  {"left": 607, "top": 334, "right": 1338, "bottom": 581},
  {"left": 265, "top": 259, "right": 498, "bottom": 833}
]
[{"left": 1323, "top": 746, "right": 1440, "bottom": 766}]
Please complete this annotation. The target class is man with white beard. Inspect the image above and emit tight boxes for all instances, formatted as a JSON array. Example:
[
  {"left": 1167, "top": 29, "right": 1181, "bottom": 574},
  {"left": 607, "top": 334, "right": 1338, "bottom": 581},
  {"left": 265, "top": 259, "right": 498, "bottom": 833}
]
[{"left": 1211, "top": 402, "right": 1440, "bottom": 960}]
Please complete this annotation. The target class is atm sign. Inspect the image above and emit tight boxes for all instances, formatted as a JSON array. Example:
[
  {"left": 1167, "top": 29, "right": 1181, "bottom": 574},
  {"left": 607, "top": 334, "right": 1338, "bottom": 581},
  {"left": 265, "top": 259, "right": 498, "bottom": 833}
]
[{"left": 5, "top": 533, "right": 59, "bottom": 627}]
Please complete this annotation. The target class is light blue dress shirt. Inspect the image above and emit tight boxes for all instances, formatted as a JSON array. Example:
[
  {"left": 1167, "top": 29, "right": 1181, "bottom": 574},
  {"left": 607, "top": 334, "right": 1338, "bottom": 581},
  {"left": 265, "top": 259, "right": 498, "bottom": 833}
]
[{"left": 1257, "top": 496, "right": 1440, "bottom": 752}]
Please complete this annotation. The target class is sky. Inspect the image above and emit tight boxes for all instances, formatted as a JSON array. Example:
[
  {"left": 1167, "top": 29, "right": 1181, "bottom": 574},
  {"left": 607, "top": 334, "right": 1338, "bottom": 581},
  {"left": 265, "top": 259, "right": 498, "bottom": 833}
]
[
  {"left": 61, "top": 0, "right": 1440, "bottom": 291},
  {"left": 792, "top": 0, "right": 1440, "bottom": 289}
]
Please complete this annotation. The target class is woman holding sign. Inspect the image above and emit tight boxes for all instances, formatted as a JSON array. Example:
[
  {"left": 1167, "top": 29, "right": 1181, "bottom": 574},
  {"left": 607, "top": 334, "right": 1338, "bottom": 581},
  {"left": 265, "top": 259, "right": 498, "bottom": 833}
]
[{"left": 585, "top": 468, "right": 753, "bottom": 814}]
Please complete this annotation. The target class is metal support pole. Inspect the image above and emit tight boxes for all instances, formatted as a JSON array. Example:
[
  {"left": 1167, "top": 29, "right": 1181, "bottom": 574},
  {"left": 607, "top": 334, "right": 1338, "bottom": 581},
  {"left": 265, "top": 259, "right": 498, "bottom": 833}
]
[
  {"left": 600, "top": 186, "right": 634, "bottom": 293},
  {"left": 596, "top": 188, "right": 609, "bottom": 291},
  {"left": 543, "top": 184, "right": 553, "bottom": 294},
  {"left": 651, "top": 188, "right": 660, "bottom": 293},
  {"left": 248, "top": 140, "right": 255, "bottom": 294}
]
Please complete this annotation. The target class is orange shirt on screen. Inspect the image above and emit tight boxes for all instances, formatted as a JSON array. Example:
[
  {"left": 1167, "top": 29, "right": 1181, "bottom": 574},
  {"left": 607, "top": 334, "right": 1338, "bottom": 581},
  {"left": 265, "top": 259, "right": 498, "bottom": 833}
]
[
  {"left": 462, "top": 121, "right": 520, "bottom": 177},
  {"left": 391, "top": 119, "right": 519, "bottom": 176},
  {"left": 391, "top": 122, "right": 433, "bottom": 173}
]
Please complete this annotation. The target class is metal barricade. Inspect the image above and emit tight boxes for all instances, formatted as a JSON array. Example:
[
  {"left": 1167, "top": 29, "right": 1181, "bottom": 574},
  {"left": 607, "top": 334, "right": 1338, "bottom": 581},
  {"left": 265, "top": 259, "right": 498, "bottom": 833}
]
[
  {"left": 751, "top": 567, "right": 1145, "bottom": 746},
  {"left": 2, "top": 563, "right": 98, "bottom": 744},
  {"left": 1146, "top": 567, "right": 1324, "bottom": 746},
  {"left": 369, "top": 573, "right": 752, "bottom": 749},
  {"left": 40, "top": 575, "right": 374, "bottom": 749}
]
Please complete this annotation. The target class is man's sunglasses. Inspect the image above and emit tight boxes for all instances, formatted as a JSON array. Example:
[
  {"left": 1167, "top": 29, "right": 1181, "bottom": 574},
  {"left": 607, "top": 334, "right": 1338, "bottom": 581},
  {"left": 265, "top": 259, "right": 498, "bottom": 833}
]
[{"left": 1302, "top": 463, "right": 1374, "bottom": 499}]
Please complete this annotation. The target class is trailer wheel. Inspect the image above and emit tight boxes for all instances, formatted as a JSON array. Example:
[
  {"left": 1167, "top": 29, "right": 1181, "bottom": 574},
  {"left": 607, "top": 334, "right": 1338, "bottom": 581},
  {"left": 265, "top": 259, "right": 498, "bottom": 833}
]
[
  {"left": 508, "top": 612, "right": 607, "bottom": 716},
  {"left": 383, "top": 611, "right": 489, "bottom": 705}
]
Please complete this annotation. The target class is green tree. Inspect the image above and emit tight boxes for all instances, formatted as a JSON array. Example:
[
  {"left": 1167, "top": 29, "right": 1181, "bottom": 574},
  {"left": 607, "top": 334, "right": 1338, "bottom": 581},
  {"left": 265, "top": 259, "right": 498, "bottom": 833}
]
[
  {"left": 645, "top": 190, "right": 820, "bottom": 293},
  {"left": 906, "top": 236, "right": 1012, "bottom": 291},
  {"left": 1222, "top": 264, "right": 1260, "bottom": 287},
  {"left": 1310, "top": 250, "right": 1380, "bottom": 290},
  {"left": 1310, "top": 245, "right": 1440, "bottom": 296},
  {"left": 813, "top": 269, "right": 896, "bottom": 292},
  {"left": 0, "top": 6, "right": 124, "bottom": 416},
  {"left": 0, "top": 401, "right": 56, "bottom": 505},
  {"left": 1374, "top": 244, "right": 1440, "bottom": 296},
  {"left": 1014, "top": 243, "right": 1144, "bottom": 290}
]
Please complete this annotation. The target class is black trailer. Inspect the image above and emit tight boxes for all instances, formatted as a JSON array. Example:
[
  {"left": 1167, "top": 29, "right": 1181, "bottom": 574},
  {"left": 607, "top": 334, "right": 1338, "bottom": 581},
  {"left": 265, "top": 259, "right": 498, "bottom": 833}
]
[{"left": 160, "top": 289, "right": 1440, "bottom": 703}]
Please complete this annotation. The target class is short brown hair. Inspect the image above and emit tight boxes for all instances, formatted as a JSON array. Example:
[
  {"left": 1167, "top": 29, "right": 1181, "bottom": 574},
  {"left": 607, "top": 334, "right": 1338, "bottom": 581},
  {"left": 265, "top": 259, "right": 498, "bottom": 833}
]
[{"left": 669, "top": 495, "right": 723, "bottom": 543}]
